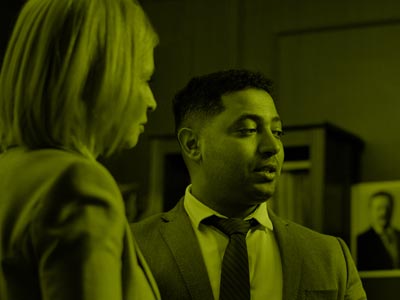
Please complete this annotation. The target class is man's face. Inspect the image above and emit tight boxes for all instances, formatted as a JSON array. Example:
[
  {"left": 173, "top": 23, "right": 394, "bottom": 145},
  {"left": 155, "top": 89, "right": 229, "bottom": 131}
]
[
  {"left": 370, "top": 195, "right": 393, "bottom": 229},
  {"left": 197, "top": 88, "right": 284, "bottom": 210}
]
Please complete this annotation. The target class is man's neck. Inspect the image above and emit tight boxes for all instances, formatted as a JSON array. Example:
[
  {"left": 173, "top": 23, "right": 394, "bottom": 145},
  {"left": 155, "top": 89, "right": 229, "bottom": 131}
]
[
  {"left": 211, "top": 202, "right": 259, "bottom": 219},
  {"left": 190, "top": 186, "right": 260, "bottom": 218}
]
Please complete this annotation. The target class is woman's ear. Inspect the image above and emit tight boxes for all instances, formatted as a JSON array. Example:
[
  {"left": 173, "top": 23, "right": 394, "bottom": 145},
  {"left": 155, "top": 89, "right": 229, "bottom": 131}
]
[{"left": 177, "top": 127, "right": 201, "bottom": 162}]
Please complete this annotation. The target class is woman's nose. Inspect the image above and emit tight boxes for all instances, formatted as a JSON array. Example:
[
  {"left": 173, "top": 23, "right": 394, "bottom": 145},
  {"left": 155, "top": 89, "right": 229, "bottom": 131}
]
[{"left": 147, "top": 91, "right": 157, "bottom": 113}]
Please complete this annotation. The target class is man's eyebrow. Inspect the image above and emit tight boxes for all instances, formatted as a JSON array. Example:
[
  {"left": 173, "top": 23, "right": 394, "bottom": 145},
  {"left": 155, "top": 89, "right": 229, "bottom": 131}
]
[{"left": 232, "top": 113, "right": 282, "bottom": 124}]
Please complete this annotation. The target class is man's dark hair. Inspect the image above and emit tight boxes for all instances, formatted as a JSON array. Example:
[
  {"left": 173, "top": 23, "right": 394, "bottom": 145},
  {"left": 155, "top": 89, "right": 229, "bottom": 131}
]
[
  {"left": 172, "top": 69, "right": 273, "bottom": 133},
  {"left": 369, "top": 191, "right": 395, "bottom": 207}
]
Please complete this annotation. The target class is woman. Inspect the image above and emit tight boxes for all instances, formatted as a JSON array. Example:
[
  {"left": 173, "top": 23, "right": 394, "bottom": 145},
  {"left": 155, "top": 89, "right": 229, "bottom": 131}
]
[{"left": 0, "top": 0, "right": 160, "bottom": 299}]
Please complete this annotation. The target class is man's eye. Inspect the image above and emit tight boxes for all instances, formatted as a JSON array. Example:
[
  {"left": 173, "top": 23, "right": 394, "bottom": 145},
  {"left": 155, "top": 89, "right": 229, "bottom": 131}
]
[
  {"left": 238, "top": 128, "right": 257, "bottom": 135},
  {"left": 272, "top": 130, "right": 284, "bottom": 139}
]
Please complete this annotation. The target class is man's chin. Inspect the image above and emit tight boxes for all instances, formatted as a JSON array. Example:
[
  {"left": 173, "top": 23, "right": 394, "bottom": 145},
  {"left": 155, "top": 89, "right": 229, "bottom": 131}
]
[{"left": 251, "top": 185, "right": 275, "bottom": 202}]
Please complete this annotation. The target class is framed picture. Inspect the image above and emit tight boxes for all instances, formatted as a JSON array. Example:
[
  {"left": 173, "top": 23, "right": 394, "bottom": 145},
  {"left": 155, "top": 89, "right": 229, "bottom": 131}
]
[{"left": 351, "top": 181, "right": 400, "bottom": 277}]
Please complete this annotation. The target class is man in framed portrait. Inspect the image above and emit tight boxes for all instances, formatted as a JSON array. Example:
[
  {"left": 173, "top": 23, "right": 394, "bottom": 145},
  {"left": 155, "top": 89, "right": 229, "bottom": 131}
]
[{"left": 357, "top": 191, "right": 400, "bottom": 270}]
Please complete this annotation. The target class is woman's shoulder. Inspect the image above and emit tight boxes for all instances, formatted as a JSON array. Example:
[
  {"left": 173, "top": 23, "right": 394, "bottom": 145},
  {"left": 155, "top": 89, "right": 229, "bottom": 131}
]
[
  {"left": 30, "top": 148, "right": 125, "bottom": 223},
  {"left": 1, "top": 147, "right": 120, "bottom": 198},
  {"left": 40, "top": 148, "right": 120, "bottom": 196}
]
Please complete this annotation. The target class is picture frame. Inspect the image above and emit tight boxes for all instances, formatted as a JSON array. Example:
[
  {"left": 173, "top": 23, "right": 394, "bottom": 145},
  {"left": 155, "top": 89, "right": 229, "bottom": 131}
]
[{"left": 351, "top": 180, "right": 400, "bottom": 277}]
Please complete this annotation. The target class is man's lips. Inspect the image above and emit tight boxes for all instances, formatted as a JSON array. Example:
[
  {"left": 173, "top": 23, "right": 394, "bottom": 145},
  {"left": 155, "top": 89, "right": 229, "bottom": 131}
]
[
  {"left": 254, "top": 164, "right": 277, "bottom": 173},
  {"left": 253, "top": 164, "right": 278, "bottom": 182}
]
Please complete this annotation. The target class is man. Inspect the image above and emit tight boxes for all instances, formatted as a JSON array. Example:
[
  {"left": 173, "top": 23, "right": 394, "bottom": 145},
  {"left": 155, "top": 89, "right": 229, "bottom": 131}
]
[
  {"left": 357, "top": 191, "right": 400, "bottom": 270},
  {"left": 132, "top": 70, "right": 366, "bottom": 300}
]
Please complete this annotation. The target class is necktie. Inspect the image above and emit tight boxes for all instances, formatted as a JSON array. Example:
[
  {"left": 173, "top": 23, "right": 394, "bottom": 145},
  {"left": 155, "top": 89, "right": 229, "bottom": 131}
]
[{"left": 203, "top": 216, "right": 256, "bottom": 300}]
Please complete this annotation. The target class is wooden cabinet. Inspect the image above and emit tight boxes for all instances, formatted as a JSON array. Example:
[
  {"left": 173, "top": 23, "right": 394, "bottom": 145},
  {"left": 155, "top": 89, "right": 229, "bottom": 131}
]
[
  {"left": 148, "top": 123, "right": 364, "bottom": 243},
  {"left": 147, "top": 136, "right": 189, "bottom": 215},
  {"left": 273, "top": 123, "right": 364, "bottom": 243}
]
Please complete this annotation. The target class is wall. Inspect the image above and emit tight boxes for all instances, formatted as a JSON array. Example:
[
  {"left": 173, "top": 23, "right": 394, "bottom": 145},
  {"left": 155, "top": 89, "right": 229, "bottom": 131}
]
[
  {"left": 0, "top": 1, "right": 26, "bottom": 65},
  {"left": 119, "top": 0, "right": 400, "bottom": 191},
  {"left": 278, "top": 22, "right": 400, "bottom": 181},
  {"left": 125, "top": 2, "right": 400, "bottom": 298},
  {"left": 1, "top": 0, "right": 399, "bottom": 298},
  {"left": 1, "top": 0, "right": 399, "bottom": 186},
  {"left": 103, "top": 0, "right": 247, "bottom": 200}
]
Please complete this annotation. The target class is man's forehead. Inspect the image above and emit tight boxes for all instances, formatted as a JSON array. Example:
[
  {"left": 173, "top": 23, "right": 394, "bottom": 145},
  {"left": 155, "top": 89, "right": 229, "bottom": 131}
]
[
  {"left": 370, "top": 196, "right": 393, "bottom": 209},
  {"left": 221, "top": 88, "right": 274, "bottom": 107},
  {"left": 220, "top": 90, "right": 279, "bottom": 121}
]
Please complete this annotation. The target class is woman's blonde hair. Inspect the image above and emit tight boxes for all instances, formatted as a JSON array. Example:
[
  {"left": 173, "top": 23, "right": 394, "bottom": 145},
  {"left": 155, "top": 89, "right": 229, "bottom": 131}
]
[{"left": 0, "top": 0, "right": 158, "bottom": 157}]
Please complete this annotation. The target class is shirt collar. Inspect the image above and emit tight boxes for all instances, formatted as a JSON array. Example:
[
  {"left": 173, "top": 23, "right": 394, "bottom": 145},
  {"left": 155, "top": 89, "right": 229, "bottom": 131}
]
[
  {"left": 183, "top": 184, "right": 273, "bottom": 231},
  {"left": 373, "top": 225, "right": 394, "bottom": 236}
]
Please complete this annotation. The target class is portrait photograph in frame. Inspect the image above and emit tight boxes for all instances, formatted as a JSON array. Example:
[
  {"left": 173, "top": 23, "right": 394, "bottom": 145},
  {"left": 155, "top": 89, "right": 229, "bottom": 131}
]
[{"left": 351, "top": 181, "right": 400, "bottom": 278}]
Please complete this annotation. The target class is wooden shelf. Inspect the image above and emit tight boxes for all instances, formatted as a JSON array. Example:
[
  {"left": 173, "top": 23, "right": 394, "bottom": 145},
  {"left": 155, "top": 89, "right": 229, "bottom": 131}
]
[{"left": 282, "top": 160, "right": 311, "bottom": 171}]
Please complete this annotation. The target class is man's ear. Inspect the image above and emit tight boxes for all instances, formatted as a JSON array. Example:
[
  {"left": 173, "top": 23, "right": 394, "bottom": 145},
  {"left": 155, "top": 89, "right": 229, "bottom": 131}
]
[{"left": 177, "top": 127, "right": 201, "bottom": 162}]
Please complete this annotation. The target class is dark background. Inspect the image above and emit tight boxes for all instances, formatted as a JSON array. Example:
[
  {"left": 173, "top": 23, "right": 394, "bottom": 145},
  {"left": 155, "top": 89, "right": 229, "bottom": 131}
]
[{"left": 2, "top": 1, "right": 400, "bottom": 299}]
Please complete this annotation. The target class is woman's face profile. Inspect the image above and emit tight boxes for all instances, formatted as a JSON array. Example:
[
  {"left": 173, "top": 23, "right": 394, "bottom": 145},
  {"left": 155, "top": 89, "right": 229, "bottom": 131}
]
[{"left": 123, "top": 46, "right": 157, "bottom": 148}]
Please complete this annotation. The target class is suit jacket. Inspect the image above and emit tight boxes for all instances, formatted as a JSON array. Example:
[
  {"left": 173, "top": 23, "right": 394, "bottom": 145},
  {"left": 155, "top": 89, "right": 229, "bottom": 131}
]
[
  {"left": 0, "top": 147, "right": 160, "bottom": 300},
  {"left": 131, "top": 199, "right": 366, "bottom": 300},
  {"left": 357, "top": 227, "right": 400, "bottom": 270}
]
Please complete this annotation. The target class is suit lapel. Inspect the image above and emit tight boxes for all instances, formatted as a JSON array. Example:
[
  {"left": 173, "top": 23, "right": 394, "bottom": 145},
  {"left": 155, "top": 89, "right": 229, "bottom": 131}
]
[
  {"left": 269, "top": 209, "right": 302, "bottom": 300},
  {"left": 158, "top": 201, "right": 302, "bottom": 300},
  {"left": 160, "top": 200, "right": 214, "bottom": 300}
]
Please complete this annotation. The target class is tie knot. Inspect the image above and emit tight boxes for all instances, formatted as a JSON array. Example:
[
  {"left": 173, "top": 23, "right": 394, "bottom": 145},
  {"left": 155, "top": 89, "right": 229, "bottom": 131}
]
[{"left": 203, "top": 215, "right": 256, "bottom": 236}]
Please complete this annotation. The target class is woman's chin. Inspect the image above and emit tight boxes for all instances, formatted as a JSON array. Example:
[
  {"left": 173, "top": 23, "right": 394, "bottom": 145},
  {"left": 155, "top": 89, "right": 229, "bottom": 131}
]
[
  {"left": 123, "top": 132, "right": 140, "bottom": 149},
  {"left": 122, "top": 124, "right": 147, "bottom": 149}
]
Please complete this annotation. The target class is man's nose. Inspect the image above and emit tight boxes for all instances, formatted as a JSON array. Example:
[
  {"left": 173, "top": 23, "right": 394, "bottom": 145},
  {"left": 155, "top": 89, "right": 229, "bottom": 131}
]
[{"left": 258, "top": 130, "right": 282, "bottom": 156}]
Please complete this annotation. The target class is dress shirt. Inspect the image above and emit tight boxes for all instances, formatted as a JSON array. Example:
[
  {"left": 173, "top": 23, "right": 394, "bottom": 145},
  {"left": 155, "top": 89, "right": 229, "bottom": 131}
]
[{"left": 184, "top": 185, "right": 283, "bottom": 300}]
